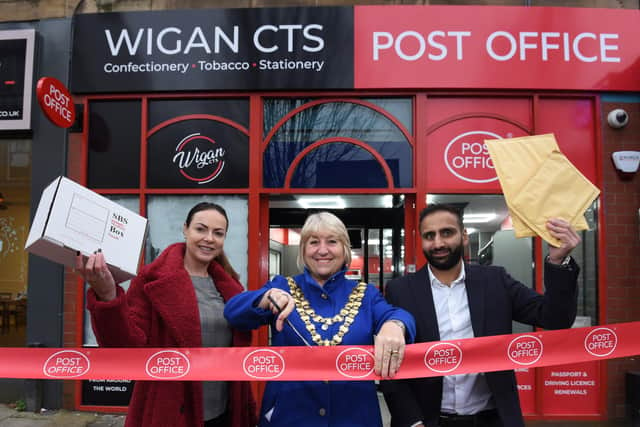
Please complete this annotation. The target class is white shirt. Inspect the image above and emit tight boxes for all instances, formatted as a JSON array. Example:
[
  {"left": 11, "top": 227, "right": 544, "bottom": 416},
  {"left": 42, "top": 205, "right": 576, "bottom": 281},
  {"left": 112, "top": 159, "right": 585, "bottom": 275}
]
[{"left": 428, "top": 264, "right": 494, "bottom": 415}]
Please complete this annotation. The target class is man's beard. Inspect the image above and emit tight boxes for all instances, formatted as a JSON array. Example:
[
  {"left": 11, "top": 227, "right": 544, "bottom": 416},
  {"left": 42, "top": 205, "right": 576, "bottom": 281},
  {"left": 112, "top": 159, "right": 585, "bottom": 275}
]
[{"left": 424, "top": 241, "right": 464, "bottom": 271}]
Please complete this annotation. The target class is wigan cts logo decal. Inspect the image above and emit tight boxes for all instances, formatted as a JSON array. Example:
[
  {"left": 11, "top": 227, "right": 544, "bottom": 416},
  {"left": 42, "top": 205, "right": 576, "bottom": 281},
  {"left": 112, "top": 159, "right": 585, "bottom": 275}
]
[{"left": 172, "top": 133, "right": 226, "bottom": 184}]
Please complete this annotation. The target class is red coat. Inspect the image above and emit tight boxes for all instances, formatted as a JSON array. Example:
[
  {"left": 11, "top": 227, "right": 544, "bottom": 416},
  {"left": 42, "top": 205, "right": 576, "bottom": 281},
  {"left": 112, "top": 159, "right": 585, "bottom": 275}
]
[{"left": 87, "top": 242, "right": 257, "bottom": 427}]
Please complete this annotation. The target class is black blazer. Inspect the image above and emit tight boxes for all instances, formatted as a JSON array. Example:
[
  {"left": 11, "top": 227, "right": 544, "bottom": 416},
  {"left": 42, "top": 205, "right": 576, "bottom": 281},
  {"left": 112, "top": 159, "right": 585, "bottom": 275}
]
[{"left": 382, "top": 260, "right": 579, "bottom": 427}]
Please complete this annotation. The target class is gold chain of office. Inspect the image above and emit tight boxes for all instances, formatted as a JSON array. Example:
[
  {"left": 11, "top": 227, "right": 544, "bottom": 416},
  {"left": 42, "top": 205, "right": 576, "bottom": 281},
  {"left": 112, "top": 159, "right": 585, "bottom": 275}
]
[{"left": 286, "top": 277, "right": 367, "bottom": 346}]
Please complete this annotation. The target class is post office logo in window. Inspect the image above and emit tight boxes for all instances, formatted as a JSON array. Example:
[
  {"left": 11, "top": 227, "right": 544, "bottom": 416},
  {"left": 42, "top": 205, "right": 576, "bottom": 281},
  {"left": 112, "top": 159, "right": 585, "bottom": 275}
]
[
  {"left": 444, "top": 131, "right": 501, "bottom": 183},
  {"left": 172, "top": 133, "right": 227, "bottom": 184}
]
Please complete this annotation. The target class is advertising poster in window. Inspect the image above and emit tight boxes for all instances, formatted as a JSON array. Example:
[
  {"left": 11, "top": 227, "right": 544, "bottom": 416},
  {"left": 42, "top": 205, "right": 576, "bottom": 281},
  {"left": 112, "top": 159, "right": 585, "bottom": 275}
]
[
  {"left": 540, "top": 362, "right": 600, "bottom": 415},
  {"left": 81, "top": 380, "right": 134, "bottom": 407},
  {"left": 516, "top": 368, "right": 536, "bottom": 415},
  {"left": 0, "top": 29, "right": 35, "bottom": 130}
]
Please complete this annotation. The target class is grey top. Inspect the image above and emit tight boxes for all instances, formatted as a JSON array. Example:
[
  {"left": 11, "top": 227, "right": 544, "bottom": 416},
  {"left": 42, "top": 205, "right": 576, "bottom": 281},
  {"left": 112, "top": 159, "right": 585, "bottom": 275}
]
[{"left": 192, "top": 275, "right": 232, "bottom": 421}]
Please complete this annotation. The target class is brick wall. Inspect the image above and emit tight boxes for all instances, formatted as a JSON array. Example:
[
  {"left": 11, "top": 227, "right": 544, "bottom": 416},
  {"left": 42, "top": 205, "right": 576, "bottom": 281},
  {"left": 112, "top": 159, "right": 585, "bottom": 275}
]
[
  {"left": 0, "top": 0, "right": 638, "bottom": 23},
  {"left": 62, "top": 131, "right": 84, "bottom": 409},
  {"left": 601, "top": 101, "right": 640, "bottom": 419}
]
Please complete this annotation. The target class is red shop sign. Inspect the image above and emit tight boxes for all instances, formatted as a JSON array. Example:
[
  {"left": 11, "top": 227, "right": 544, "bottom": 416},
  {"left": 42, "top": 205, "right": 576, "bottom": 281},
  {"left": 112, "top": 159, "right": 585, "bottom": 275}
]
[
  {"left": 355, "top": 6, "right": 640, "bottom": 91},
  {"left": 36, "top": 77, "right": 76, "bottom": 128}
]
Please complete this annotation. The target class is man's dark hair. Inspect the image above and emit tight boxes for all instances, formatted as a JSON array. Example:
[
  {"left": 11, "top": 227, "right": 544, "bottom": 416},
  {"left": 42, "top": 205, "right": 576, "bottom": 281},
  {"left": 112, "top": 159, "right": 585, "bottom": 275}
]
[{"left": 418, "top": 203, "right": 464, "bottom": 231}]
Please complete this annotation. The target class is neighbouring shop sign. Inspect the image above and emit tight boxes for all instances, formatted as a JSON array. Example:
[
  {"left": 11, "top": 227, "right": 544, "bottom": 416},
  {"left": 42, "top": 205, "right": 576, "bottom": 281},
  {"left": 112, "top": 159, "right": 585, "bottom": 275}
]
[
  {"left": 0, "top": 29, "right": 35, "bottom": 130},
  {"left": 71, "top": 7, "right": 353, "bottom": 93},
  {"left": 71, "top": 6, "right": 639, "bottom": 93}
]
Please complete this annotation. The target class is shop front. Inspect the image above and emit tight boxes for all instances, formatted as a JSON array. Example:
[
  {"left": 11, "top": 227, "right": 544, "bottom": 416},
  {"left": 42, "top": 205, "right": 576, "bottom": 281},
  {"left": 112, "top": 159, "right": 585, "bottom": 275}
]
[{"left": 31, "top": 3, "right": 640, "bottom": 420}]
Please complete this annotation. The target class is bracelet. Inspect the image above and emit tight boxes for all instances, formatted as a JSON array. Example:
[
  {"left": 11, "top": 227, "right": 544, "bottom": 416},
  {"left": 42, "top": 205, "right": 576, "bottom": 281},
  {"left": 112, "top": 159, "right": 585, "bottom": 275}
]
[
  {"left": 388, "top": 319, "right": 406, "bottom": 333},
  {"left": 546, "top": 255, "right": 571, "bottom": 267}
]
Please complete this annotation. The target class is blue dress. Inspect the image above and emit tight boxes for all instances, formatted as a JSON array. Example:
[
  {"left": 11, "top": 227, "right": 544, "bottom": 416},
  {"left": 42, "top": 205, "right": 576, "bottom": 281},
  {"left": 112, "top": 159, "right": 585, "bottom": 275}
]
[{"left": 224, "top": 268, "right": 416, "bottom": 427}]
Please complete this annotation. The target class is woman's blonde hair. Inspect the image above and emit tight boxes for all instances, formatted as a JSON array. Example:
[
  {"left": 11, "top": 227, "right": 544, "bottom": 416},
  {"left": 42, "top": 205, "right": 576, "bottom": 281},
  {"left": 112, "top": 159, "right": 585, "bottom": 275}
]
[{"left": 296, "top": 211, "right": 352, "bottom": 271}]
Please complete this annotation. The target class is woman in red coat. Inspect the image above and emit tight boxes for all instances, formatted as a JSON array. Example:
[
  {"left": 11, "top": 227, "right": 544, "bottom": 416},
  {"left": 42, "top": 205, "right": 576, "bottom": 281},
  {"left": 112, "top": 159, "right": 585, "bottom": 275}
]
[{"left": 76, "top": 202, "right": 257, "bottom": 427}]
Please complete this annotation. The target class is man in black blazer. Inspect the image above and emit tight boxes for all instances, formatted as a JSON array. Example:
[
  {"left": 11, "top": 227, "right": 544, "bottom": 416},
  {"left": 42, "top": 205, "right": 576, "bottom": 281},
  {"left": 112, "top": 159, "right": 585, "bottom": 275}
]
[{"left": 382, "top": 204, "right": 580, "bottom": 427}]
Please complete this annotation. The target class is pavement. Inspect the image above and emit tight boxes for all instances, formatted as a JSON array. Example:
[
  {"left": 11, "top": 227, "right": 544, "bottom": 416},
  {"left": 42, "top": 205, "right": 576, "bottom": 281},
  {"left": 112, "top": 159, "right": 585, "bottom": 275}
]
[
  {"left": 0, "top": 401, "right": 631, "bottom": 427},
  {"left": 0, "top": 405, "right": 125, "bottom": 427}
]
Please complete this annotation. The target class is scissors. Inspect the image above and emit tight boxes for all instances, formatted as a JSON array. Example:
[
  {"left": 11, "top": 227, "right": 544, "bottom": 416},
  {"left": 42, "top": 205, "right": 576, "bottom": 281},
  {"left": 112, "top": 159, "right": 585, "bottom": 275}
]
[{"left": 268, "top": 294, "right": 312, "bottom": 347}]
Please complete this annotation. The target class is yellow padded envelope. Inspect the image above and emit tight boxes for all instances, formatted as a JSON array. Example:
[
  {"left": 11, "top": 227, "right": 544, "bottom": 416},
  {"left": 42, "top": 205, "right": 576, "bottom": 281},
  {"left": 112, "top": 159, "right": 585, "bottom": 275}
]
[
  {"left": 485, "top": 134, "right": 589, "bottom": 237},
  {"left": 509, "top": 150, "right": 600, "bottom": 247}
]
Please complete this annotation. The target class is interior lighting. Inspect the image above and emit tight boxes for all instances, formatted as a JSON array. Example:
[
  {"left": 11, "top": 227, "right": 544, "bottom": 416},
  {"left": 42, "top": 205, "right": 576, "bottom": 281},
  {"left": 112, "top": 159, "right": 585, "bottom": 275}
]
[
  {"left": 297, "top": 196, "right": 346, "bottom": 209},
  {"left": 463, "top": 213, "right": 496, "bottom": 223}
]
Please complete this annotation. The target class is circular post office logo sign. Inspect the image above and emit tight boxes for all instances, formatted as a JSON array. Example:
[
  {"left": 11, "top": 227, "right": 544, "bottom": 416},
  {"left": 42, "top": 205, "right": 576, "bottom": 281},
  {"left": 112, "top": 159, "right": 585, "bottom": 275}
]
[
  {"left": 242, "top": 349, "right": 285, "bottom": 379},
  {"left": 43, "top": 350, "right": 90, "bottom": 378},
  {"left": 36, "top": 77, "right": 75, "bottom": 128},
  {"left": 424, "top": 342, "right": 462, "bottom": 373},
  {"left": 444, "top": 131, "right": 501, "bottom": 183}
]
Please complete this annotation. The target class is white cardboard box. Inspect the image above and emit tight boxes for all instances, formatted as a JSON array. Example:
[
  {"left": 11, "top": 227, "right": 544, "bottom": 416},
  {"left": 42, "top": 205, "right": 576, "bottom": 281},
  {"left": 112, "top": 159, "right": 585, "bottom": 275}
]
[{"left": 25, "top": 176, "right": 148, "bottom": 282}]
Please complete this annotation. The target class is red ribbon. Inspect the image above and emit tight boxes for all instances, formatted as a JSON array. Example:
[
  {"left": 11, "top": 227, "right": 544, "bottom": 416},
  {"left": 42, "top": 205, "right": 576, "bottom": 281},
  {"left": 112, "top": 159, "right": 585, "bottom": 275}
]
[{"left": 1, "top": 322, "right": 637, "bottom": 381}]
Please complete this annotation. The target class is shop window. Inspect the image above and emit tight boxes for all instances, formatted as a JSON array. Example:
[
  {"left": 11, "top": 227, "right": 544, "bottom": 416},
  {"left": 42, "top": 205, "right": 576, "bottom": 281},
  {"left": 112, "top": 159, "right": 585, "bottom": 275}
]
[
  {"left": 263, "top": 98, "right": 413, "bottom": 188},
  {"left": 87, "top": 100, "right": 141, "bottom": 189},
  {"left": 146, "top": 195, "right": 248, "bottom": 286},
  {"left": 83, "top": 195, "right": 138, "bottom": 347},
  {"left": 0, "top": 139, "right": 30, "bottom": 347},
  {"left": 268, "top": 194, "right": 405, "bottom": 293},
  {"left": 427, "top": 194, "right": 535, "bottom": 333},
  {"left": 359, "top": 227, "right": 399, "bottom": 292},
  {"left": 147, "top": 99, "right": 249, "bottom": 189},
  {"left": 269, "top": 248, "right": 281, "bottom": 280},
  {"left": 83, "top": 194, "right": 250, "bottom": 345},
  {"left": 289, "top": 142, "right": 394, "bottom": 188},
  {"left": 367, "top": 98, "right": 413, "bottom": 133},
  {"left": 542, "top": 201, "right": 599, "bottom": 327},
  {"left": 426, "top": 194, "right": 599, "bottom": 332},
  {"left": 148, "top": 98, "right": 249, "bottom": 130}
]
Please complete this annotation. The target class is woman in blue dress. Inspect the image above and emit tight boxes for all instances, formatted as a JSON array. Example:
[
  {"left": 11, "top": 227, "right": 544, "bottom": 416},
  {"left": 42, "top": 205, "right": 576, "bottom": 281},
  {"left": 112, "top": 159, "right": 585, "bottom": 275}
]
[{"left": 224, "top": 211, "right": 416, "bottom": 427}]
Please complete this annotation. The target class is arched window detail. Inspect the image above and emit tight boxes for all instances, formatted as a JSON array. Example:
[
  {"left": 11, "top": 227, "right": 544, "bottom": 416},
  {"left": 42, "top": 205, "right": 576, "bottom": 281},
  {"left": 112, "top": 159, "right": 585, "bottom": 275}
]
[
  {"left": 263, "top": 98, "right": 413, "bottom": 189},
  {"left": 285, "top": 138, "right": 394, "bottom": 189}
]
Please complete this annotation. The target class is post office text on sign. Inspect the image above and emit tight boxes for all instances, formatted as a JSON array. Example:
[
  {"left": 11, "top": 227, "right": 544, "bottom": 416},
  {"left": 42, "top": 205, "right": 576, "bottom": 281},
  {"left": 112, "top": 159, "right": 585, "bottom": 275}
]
[
  {"left": 42, "top": 83, "right": 73, "bottom": 122},
  {"left": 373, "top": 31, "right": 620, "bottom": 63}
]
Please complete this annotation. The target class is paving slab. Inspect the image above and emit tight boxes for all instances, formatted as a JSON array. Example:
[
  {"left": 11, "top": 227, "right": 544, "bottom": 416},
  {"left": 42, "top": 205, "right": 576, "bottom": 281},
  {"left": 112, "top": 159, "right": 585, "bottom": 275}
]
[
  {"left": 0, "top": 406, "right": 14, "bottom": 422},
  {"left": 0, "top": 406, "right": 125, "bottom": 427},
  {"left": 0, "top": 420, "right": 55, "bottom": 427},
  {"left": 86, "top": 414, "right": 126, "bottom": 427}
]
